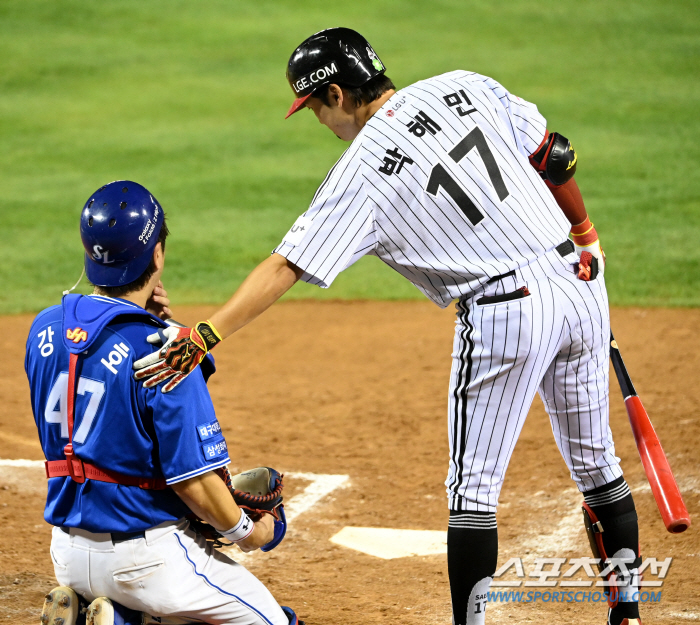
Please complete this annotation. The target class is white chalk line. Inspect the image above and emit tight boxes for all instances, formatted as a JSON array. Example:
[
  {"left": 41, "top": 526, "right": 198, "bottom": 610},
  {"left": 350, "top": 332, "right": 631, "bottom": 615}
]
[
  {"left": 519, "top": 489, "right": 583, "bottom": 556},
  {"left": 282, "top": 471, "right": 349, "bottom": 522},
  {"left": 0, "top": 460, "right": 350, "bottom": 559},
  {"left": 0, "top": 461, "right": 350, "bottom": 516},
  {"left": 632, "top": 475, "right": 700, "bottom": 495},
  {"left": 0, "top": 459, "right": 44, "bottom": 468},
  {"left": 0, "top": 462, "right": 349, "bottom": 514}
]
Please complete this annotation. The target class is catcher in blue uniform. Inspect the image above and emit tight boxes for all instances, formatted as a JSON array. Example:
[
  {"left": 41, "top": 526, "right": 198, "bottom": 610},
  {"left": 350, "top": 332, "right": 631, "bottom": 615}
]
[{"left": 27, "top": 181, "right": 299, "bottom": 625}]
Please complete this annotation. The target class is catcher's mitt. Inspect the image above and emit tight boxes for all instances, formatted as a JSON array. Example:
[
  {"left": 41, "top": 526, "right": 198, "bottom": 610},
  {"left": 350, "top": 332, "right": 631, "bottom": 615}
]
[
  {"left": 220, "top": 466, "right": 284, "bottom": 521},
  {"left": 189, "top": 466, "right": 287, "bottom": 552}
]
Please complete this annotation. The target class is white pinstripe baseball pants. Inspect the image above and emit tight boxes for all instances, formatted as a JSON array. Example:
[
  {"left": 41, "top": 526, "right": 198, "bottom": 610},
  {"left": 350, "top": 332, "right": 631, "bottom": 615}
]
[{"left": 446, "top": 245, "right": 623, "bottom": 512}]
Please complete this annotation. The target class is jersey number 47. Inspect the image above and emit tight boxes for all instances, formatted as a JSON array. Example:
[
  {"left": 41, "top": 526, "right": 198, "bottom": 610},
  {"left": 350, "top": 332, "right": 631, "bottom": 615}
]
[{"left": 44, "top": 374, "right": 106, "bottom": 444}]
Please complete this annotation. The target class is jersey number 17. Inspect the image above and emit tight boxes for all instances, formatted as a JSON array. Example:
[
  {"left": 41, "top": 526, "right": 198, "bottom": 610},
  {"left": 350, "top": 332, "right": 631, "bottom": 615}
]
[{"left": 426, "top": 126, "right": 509, "bottom": 226}]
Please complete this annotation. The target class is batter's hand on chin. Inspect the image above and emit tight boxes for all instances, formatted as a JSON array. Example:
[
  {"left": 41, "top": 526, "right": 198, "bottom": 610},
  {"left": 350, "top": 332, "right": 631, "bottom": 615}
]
[
  {"left": 146, "top": 281, "right": 173, "bottom": 320},
  {"left": 238, "top": 515, "right": 276, "bottom": 553}
]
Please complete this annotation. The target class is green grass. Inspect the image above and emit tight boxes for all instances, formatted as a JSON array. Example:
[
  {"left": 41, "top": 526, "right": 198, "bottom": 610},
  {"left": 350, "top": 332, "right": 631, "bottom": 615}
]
[{"left": 1, "top": 0, "right": 698, "bottom": 313}]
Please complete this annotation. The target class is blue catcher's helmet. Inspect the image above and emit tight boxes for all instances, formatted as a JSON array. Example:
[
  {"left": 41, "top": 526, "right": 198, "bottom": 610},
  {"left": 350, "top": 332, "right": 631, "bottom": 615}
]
[{"left": 80, "top": 181, "right": 164, "bottom": 287}]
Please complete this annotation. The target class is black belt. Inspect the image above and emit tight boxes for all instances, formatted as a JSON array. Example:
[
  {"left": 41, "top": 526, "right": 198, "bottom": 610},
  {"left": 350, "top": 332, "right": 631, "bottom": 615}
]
[
  {"left": 487, "top": 241, "right": 575, "bottom": 284},
  {"left": 556, "top": 239, "right": 575, "bottom": 256},
  {"left": 59, "top": 526, "right": 145, "bottom": 543},
  {"left": 486, "top": 269, "right": 516, "bottom": 284}
]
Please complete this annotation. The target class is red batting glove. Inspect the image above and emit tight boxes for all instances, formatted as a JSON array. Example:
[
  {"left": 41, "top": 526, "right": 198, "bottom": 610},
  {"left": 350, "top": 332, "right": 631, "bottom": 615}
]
[
  {"left": 577, "top": 251, "right": 599, "bottom": 281},
  {"left": 133, "top": 320, "right": 222, "bottom": 392},
  {"left": 571, "top": 217, "right": 605, "bottom": 275}
]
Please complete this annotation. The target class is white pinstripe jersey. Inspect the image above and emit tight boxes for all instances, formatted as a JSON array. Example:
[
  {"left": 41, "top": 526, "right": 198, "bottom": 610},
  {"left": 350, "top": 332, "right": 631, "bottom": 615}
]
[{"left": 274, "top": 70, "right": 571, "bottom": 307}]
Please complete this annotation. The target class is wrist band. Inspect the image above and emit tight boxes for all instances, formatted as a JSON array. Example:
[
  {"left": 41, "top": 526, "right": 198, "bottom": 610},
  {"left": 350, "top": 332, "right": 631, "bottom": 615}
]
[
  {"left": 571, "top": 228, "right": 599, "bottom": 247},
  {"left": 570, "top": 217, "right": 598, "bottom": 247},
  {"left": 571, "top": 223, "right": 595, "bottom": 238},
  {"left": 571, "top": 216, "right": 592, "bottom": 234},
  {"left": 220, "top": 510, "right": 254, "bottom": 543},
  {"left": 194, "top": 320, "right": 223, "bottom": 352}
]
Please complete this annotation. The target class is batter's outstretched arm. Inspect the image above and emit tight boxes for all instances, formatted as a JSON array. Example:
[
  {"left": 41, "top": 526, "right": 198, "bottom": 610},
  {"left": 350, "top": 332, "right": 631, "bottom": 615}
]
[
  {"left": 210, "top": 253, "right": 303, "bottom": 339},
  {"left": 133, "top": 253, "right": 303, "bottom": 390}
]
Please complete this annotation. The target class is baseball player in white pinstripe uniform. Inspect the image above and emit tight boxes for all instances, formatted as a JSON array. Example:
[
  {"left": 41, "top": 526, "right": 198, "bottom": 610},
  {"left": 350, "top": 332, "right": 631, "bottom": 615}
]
[{"left": 135, "top": 28, "right": 643, "bottom": 625}]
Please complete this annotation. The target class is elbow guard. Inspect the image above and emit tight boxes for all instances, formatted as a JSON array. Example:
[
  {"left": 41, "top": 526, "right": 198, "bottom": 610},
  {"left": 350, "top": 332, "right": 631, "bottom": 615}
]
[{"left": 529, "top": 131, "right": 578, "bottom": 186}]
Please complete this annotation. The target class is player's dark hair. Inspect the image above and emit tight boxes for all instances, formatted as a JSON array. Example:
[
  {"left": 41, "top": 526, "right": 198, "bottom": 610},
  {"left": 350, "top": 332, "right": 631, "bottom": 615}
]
[
  {"left": 90, "top": 216, "right": 169, "bottom": 298},
  {"left": 315, "top": 74, "right": 396, "bottom": 108}
]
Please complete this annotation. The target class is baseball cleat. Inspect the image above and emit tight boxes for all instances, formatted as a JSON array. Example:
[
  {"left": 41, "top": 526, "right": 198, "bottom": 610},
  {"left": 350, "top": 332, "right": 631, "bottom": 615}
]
[
  {"left": 41, "top": 586, "right": 80, "bottom": 625},
  {"left": 86, "top": 598, "right": 140, "bottom": 625}
]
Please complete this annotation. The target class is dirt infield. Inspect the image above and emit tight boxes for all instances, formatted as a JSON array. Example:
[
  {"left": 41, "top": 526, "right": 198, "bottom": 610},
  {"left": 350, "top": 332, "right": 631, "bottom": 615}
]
[{"left": 1, "top": 302, "right": 699, "bottom": 623}]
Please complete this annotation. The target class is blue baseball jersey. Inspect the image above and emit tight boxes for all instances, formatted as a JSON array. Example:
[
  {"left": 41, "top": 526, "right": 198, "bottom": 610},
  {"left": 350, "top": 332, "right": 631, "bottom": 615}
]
[{"left": 24, "top": 295, "right": 230, "bottom": 533}]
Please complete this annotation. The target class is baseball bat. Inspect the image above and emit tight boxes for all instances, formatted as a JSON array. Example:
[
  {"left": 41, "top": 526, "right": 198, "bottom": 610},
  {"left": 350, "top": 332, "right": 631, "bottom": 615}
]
[{"left": 610, "top": 331, "right": 691, "bottom": 533}]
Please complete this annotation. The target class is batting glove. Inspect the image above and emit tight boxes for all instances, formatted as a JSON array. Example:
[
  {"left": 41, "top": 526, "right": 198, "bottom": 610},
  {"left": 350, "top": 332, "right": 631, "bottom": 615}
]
[
  {"left": 133, "top": 320, "right": 222, "bottom": 392},
  {"left": 571, "top": 217, "right": 605, "bottom": 277}
]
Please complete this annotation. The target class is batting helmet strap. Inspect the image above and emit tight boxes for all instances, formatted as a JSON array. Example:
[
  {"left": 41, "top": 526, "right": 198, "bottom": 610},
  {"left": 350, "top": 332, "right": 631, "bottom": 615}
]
[
  {"left": 285, "top": 27, "right": 386, "bottom": 118},
  {"left": 80, "top": 181, "right": 163, "bottom": 287}
]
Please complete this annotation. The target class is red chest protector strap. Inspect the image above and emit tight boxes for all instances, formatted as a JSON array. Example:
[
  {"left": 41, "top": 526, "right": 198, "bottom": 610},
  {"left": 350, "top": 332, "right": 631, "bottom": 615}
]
[{"left": 45, "top": 352, "right": 167, "bottom": 491}]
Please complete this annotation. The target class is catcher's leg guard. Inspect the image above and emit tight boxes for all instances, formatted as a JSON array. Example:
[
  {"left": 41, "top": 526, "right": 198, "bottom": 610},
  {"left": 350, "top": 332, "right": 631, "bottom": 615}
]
[
  {"left": 281, "top": 606, "right": 305, "bottom": 625},
  {"left": 41, "top": 586, "right": 82, "bottom": 625},
  {"left": 86, "top": 598, "right": 140, "bottom": 625}
]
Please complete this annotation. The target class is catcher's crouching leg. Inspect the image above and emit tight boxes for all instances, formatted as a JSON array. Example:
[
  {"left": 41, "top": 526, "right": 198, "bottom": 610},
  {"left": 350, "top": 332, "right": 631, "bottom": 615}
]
[
  {"left": 581, "top": 477, "right": 642, "bottom": 625},
  {"left": 447, "top": 510, "right": 498, "bottom": 625}
]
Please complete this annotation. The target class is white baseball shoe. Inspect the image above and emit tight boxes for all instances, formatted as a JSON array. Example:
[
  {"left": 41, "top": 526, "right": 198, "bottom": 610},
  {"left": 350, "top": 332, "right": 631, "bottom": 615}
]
[
  {"left": 86, "top": 598, "right": 141, "bottom": 625},
  {"left": 41, "top": 586, "right": 81, "bottom": 625}
]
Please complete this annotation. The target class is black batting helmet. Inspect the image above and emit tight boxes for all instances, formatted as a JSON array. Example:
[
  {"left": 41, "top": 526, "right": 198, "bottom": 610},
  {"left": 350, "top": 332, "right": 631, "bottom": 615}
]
[{"left": 285, "top": 27, "right": 386, "bottom": 119}]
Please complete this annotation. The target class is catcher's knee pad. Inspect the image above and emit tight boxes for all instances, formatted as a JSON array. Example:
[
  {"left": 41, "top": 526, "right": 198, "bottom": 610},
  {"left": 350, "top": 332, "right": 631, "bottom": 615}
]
[
  {"left": 41, "top": 586, "right": 83, "bottom": 625},
  {"left": 582, "top": 503, "right": 641, "bottom": 608}
]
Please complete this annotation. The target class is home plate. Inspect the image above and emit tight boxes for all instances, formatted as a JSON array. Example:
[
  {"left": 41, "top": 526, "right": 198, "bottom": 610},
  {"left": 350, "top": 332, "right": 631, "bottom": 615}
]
[{"left": 330, "top": 527, "right": 446, "bottom": 559}]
